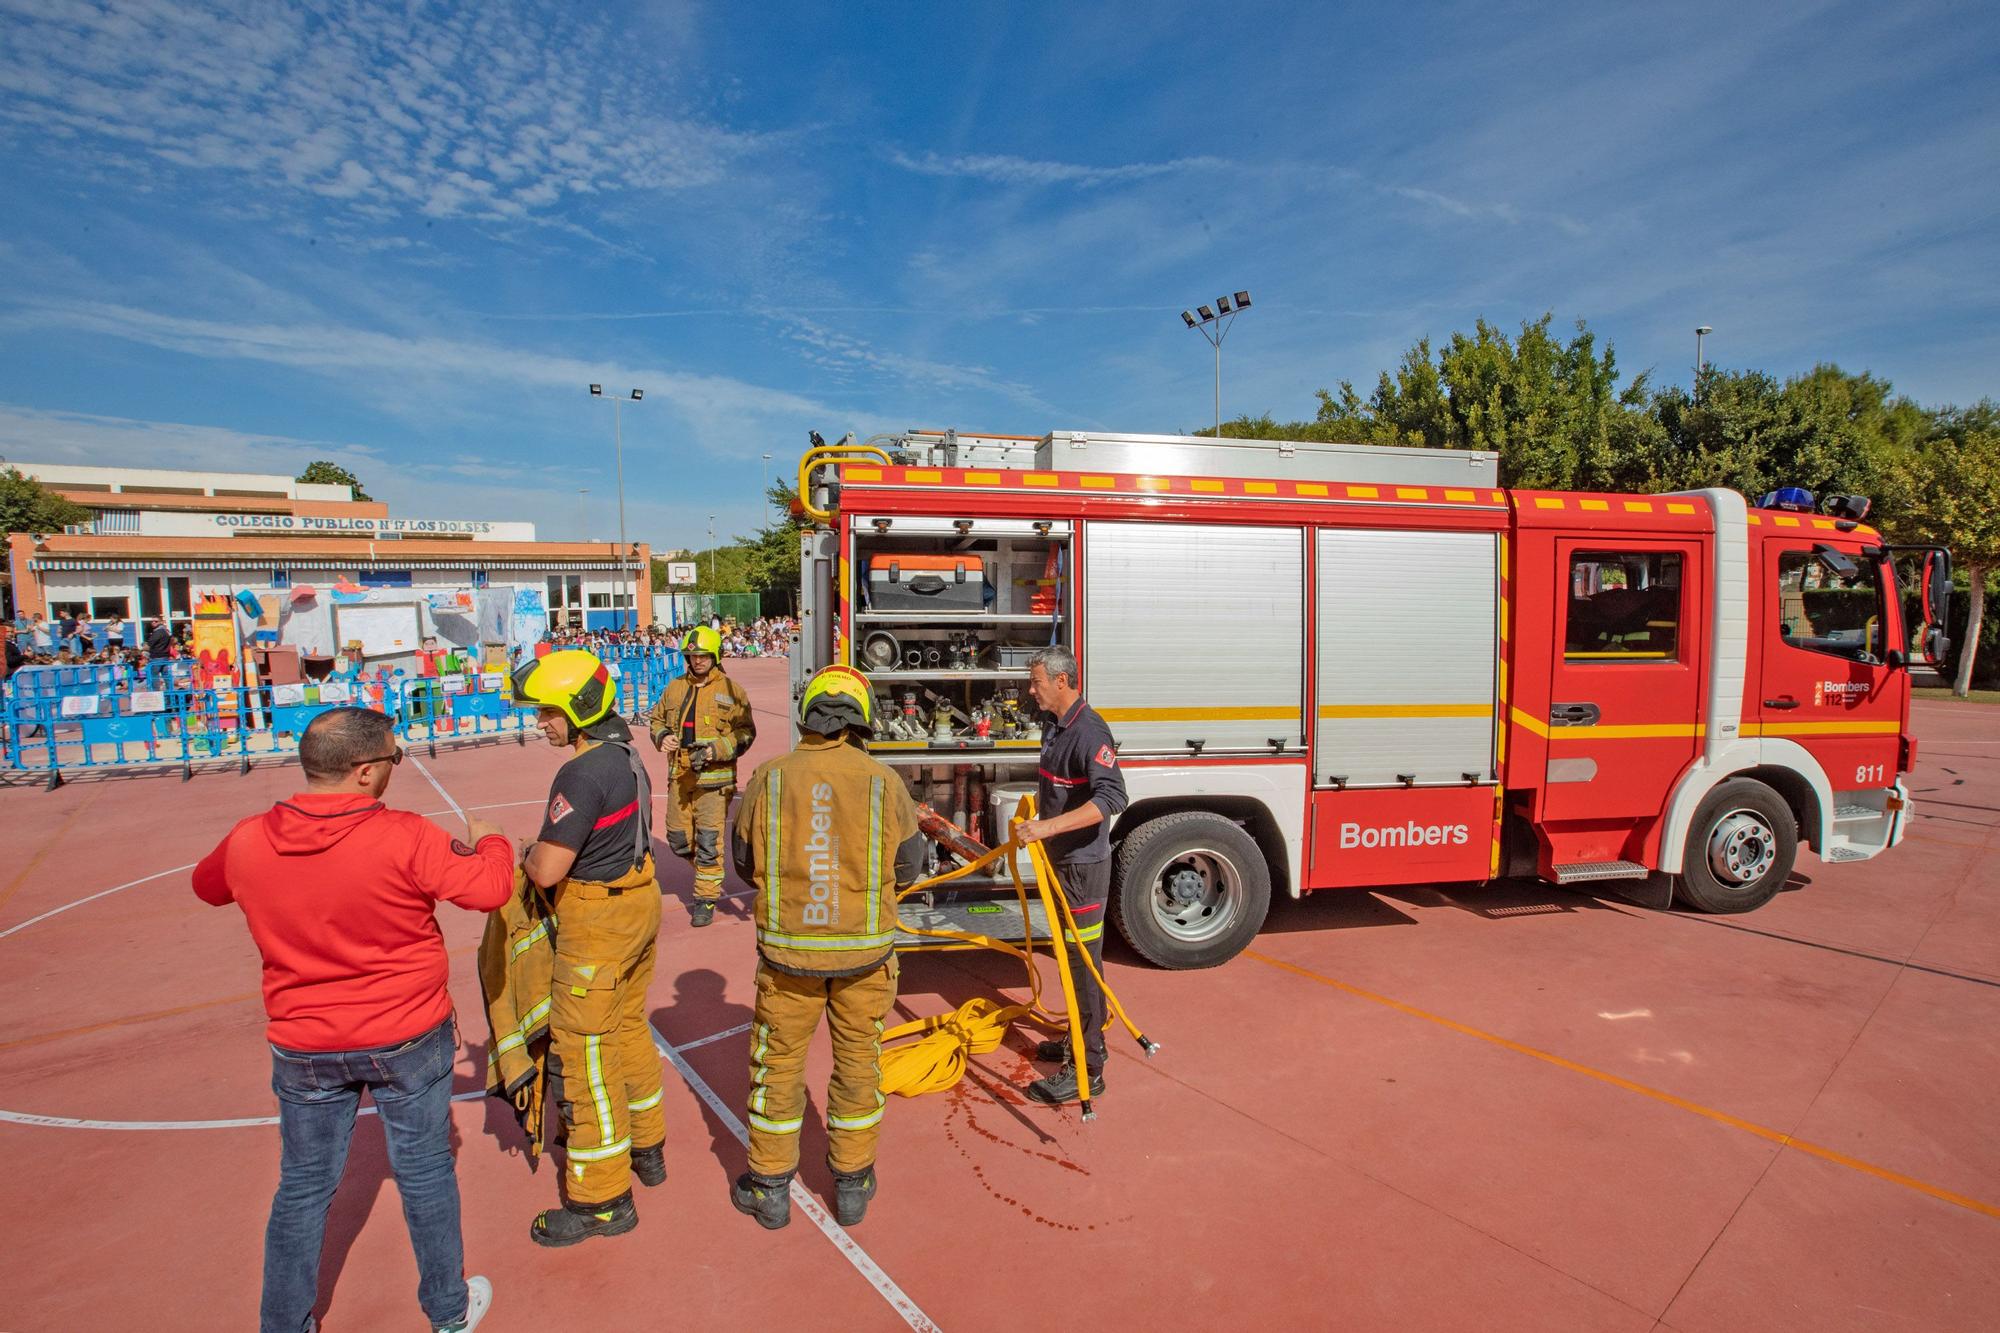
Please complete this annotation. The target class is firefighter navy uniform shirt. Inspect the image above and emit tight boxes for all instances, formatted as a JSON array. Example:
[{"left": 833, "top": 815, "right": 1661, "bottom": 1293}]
[
  {"left": 1036, "top": 697, "right": 1130, "bottom": 865},
  {"left": 537, "top": 740, "right": 646, "bottom": 883}
]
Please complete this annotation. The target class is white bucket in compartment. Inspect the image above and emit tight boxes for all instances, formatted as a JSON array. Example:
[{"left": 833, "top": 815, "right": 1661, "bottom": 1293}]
[{"left": 990, "top": 782, "right": 1038, "bottom": 880}]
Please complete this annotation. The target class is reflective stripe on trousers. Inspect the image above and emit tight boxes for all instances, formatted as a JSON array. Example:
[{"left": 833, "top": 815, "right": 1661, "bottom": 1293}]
[
  {"left": 745, "top": 956, "right": 899, "bottom": 1178},
  {"left": 548, "top": 876, "right": 666, "bottom": 1203}
]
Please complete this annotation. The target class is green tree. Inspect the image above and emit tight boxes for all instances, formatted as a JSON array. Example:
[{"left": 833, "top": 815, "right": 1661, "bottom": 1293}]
[
  {"left": 649, "top": 484, "right": 803, "bottom": 611},
  {"left": 1192, "top": 413, "right": 1328, "bottom": 440},
  {"left": 296, "top": 460, "right": 371, "bottom": 501},
  {"left": 1641, "top": 364, "right": 1923, "bottom": 500},
  {"left": 739, "top": 482, "right": 805, "bottom": 609},
  {"left": 1307, "top": 315, "right": 1652, "bottom": 489},
  {"left": 1879, "top": 406, "right": 2000, "bottom": 695},
  {"left": 0, "top": 466, "right": 90, "bottom": 535}
]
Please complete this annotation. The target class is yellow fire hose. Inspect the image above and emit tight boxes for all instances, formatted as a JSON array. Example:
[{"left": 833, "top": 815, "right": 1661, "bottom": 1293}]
[{"left": 879, "top": 797, "right": 1159, "bottom": 1121}]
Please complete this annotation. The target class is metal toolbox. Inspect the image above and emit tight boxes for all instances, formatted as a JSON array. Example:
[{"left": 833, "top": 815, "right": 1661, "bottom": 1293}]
[
  {"left": 1037, "top": 431, "right": 1498, "bottom": 487},
  {"left": 866, "top": 554, "right": 989, "bottom": 612}
]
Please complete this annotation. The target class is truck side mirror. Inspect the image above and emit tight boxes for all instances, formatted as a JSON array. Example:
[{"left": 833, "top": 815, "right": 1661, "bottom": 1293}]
[
  {"left": 1924, "top": 548, "right": 1952, "bottom": 627},
  {"left": 1813, "top": 544, "right": 1859, "bottom": 580},
  {"left": 1925, "top": 624, "right": 1951, "bottom": 669}
]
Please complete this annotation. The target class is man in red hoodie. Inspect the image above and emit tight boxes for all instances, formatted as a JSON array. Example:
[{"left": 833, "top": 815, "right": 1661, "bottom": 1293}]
[{"left": 194, "top": 706, "right": 513, "bottom": 1333}]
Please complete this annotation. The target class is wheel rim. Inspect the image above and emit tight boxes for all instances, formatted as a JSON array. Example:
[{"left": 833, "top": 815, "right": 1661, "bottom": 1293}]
[
  {"left": 1149, "top": 848, "right": 1242, "bottom": 943},
  {"left": 1707, "top": 808, "right": 1778, "bottom": 885}
]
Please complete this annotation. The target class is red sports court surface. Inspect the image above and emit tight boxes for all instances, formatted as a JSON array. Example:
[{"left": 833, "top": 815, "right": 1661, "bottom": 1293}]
[{"left": 2, "top": 658, "right": 1996, "bottom": 1331}]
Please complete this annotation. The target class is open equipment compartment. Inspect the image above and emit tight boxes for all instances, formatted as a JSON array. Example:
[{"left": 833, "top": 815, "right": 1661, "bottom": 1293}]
[{"left": 846, "top": 513, "right": 1071, "bottom": 858}]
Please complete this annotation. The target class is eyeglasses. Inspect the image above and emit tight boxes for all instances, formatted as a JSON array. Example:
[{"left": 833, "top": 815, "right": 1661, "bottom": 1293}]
[{"left": 353, "top": 748, "right": 404, "bottom": 768}]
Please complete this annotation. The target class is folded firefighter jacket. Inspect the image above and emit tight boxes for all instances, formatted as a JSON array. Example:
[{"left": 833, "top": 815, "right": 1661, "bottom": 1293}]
[{"left": 478, "top": 867, "right": 558, "bottom": 1165}]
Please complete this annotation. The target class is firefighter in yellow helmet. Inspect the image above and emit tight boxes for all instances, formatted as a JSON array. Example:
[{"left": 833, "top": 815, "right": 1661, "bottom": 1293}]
[
  {"left": 649, "top": 624, "right": 756, "bottom": 927},
  {"left": 728, "top": 665, "right": 922, "bottom": 1229},
  {"left": 510, "top": 650, "right": 666, "bottom": 1247}
]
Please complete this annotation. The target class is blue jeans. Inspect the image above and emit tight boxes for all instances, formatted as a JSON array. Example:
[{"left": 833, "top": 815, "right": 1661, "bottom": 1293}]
[{"left": 261, "top": 1016, "right": 469, "bottom": 1333}]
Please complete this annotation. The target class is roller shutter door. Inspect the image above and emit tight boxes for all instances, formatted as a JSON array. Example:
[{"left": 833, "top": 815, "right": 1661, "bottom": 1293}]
[
  {"left": 1083, "top": 522, "right": 1305, "bottom": 755},
  {"left": 1315, "top": 529, "right": 1498, "bottom": 787}
]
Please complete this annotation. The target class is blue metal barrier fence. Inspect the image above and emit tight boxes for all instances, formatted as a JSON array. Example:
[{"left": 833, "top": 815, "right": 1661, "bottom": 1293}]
[{"left": 2, "top": 648, "right": 684, "bottom": 787}]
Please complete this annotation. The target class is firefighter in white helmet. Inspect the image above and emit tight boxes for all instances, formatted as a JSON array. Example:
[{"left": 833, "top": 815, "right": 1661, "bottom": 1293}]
[{"left": 728, "top": 665, "right": 923, "bottom": 1229}]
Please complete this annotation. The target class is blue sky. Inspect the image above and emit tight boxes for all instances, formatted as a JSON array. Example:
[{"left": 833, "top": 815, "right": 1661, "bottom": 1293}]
[{"left": 0, "top": 0, "right": 1994, "bottom": 548}]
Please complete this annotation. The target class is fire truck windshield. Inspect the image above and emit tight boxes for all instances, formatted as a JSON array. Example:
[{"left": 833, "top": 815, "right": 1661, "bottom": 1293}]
[{"left": 1776, "top": 550, "right": 1887, "bottom": 664}]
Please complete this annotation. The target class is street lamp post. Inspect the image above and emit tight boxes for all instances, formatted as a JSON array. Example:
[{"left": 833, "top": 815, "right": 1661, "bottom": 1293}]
[
  {"left": 761, "top": 452, "right": 774, "bottom": 523},
  {"left": 589, "top": 384, "right": 644, "bottom": 631},
  {"left": 1695, "top": 325, "right": 1712, "bottom": 397},
  {"left": 1182, "top": 291, "right": 1252, "bottom": 437}
]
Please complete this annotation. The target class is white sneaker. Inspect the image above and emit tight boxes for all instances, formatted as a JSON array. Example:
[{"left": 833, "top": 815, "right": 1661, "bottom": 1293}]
[{"left": 437, "top": 1275, "right": 492, "bottom": 1332}]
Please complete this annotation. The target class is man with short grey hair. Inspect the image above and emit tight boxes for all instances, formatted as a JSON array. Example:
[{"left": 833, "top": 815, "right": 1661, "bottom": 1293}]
[
  {"left": 194, "top": 706, "right": 512, "bottom": 1333},
  {"left": 1014, "top": 646, "right": 1128, "bottom": 1105}
]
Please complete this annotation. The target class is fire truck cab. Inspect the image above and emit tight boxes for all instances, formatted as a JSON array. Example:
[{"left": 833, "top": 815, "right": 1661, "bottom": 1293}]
[{"left": 791, "top": 430, "right": 1950, "bottom": 970}]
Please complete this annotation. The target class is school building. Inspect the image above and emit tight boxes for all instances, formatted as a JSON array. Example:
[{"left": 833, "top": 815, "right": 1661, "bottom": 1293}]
[{"left": 5, "top": 462, "right": 653, "bottom": 635}]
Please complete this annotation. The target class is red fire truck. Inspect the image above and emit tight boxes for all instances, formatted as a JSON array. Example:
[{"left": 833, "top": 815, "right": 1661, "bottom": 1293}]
[{"left": 790, "top": 429, "right": 1951, "bottom": 969}]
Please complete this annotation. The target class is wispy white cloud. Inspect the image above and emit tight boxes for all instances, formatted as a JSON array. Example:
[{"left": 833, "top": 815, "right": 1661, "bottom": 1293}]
[
  {"left": 0, "top": 0, "right": 758, "bottom": 231},
  {"left": 0, "top": 298, "right": 837, "bottom": 453},
  {"left": 0, "top": 402, "right": 389, "bottom": 481},
  {"left": 771, "top": 315, "right": 1064, "bottom": 416},
  {"left": 886, "top": 148, "right": 1226, "bottom": 188},
  {"left": 1381, "top": 184, "right": 1589, "bottom": 238},
  {"left": 0, "top": 402, "right": 761, "bottom": 544}
]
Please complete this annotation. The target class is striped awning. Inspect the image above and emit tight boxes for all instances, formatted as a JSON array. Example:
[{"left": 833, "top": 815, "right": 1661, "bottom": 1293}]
[{"left": 29, "top": 556, "right": 626, "bottom": 573}]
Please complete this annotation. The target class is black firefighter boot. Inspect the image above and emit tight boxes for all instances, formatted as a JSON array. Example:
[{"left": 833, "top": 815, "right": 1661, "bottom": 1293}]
[
  {"left": 731, "top": 1171, "right": 793, "bottom": 1230},
  {"left": 832, "top": 1165, "right": 877, "bottom": 1226},
  {"left": 1025, "top": 1061, "right": 1106, "bottom": 1106},
  {"left": 530, "top": 1192, "right": 639, "bottom": 1248},
  {"left": 690, "top": 899, "right": 716, "bottom": 928},
  {"left": 631, "top": 1142, "right": 666, "bottom": 1188}
]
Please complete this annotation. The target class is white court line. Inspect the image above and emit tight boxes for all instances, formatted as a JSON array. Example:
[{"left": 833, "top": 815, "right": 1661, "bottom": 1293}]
[
  {"left": 409, "top": 752, "right": 466, "bottom": 821},
  {"left": 649, "top": 1021, "right": 940, "bottom": 1331},
  {"left": 0, "top": 863, "right": 197, "bottom": 940},
  {"left": 0, "top": 1090, "right": 485, "bottom": 1132}
]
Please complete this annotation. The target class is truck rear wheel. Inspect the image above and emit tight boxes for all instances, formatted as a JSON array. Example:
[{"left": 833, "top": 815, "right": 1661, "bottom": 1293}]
[
  {"left": 1110, "top": 812, "right": 1271, "bottom": 969},
  {"left": 1674, "top": 778, "right": 1798, "bottom": 914}
]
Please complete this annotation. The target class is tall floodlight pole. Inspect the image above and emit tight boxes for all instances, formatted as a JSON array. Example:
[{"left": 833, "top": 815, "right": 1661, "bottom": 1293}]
[
  {"left": 1695, "top": 326, "right": 1712, "bottom": 398},
  {"left": 707, "top": 513, "right": 717, "bottom": 592},
  {"left": 1182, "top": 291, "right": 1252, "bottom": 436},
  {"left": 589, "top": 385, "right": 644, "bottom": 630},
  {"left": 762, "top": 451, "right": 775, "bottom": 522}
]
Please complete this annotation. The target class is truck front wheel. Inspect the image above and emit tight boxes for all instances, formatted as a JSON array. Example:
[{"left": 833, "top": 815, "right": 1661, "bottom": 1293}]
[
  {"left": 1674, "top": 778, "right": 1798, "bottom": 914},
  {"left": 1109, "top": 812, "right": 1272, "bottom": 969}
]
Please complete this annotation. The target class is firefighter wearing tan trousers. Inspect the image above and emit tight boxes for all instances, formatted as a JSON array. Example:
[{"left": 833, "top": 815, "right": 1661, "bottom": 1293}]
[
  {"left": 728, "top": 665, "right": 923, "bottom": 1230},
  {"left": 512, "top": 650, "right": 667, "bottom": 1248},
  {"left": 649, "top": 625, "right": 756, "bottom": 927}
]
